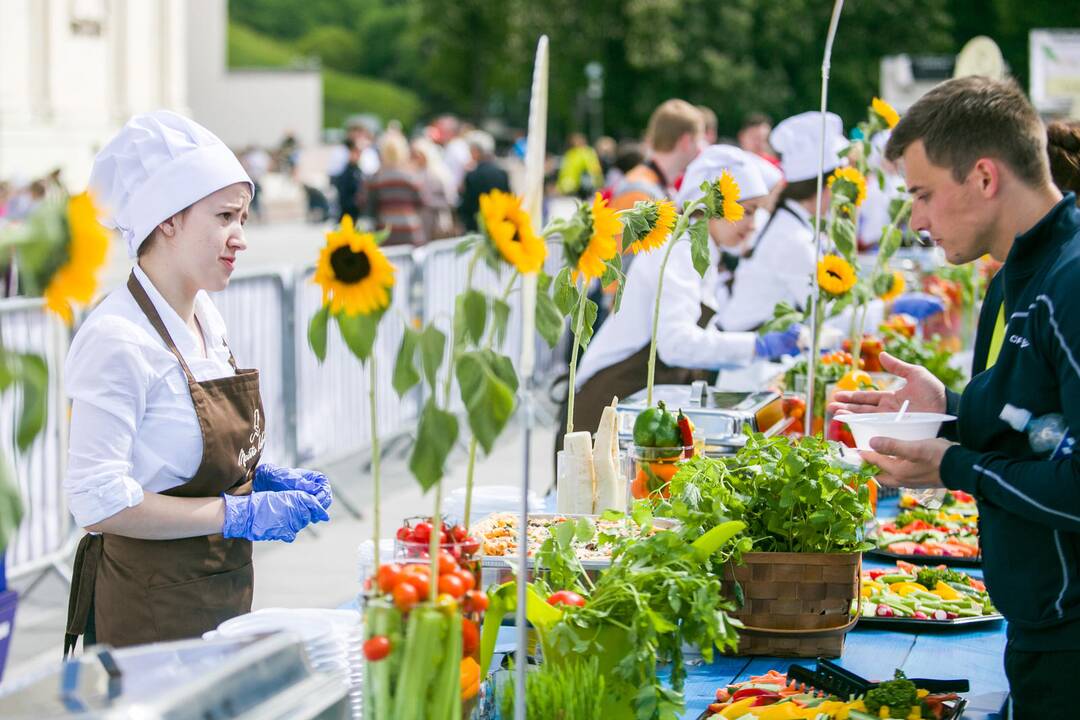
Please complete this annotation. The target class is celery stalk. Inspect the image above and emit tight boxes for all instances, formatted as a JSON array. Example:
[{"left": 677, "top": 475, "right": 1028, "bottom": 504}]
[
  {"left": 393, "top": 607, "right": 448, "bottom": 720},
  {"left": 364, "top": 602, "right": 403, "bottom": 720},
  {"left": 429, "top": 610, "right": 463, "bottom": 720}
]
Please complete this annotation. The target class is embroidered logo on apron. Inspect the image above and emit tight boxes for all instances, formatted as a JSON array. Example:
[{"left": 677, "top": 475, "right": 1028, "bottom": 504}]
[{"left": 238, "top": 406, "right": 266, "bottom": 470}]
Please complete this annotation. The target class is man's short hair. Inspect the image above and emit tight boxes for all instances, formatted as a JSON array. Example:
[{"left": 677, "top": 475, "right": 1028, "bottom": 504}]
[
  {"left": 646, "top": 100, "right": 705, "bottom": 153},
  {"left": 885, "top": 76, "right": 1050, "bottom": 188},
  {"left": 698, "top": 105, "right": 718, "bottom": 134},
  {"left": 740, "top": 112, "right": 771, "bottom": 132}
]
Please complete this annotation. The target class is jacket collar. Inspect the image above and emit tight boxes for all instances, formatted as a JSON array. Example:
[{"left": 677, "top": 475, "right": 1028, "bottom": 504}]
[{"left": 1005, "top": 192, "right": 1077, "bottom": 277}]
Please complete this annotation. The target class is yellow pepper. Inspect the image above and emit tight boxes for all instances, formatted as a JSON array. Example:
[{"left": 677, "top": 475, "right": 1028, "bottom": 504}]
[
  {"left": 747, "top": 703, "right": 805, "bottom": 720},
  {"left": 891, "top": 582, "right": 929, "bottom": 596},
  {"left": 907, "top": 705, "right": 923, "bottom": 720},
  {"left": 721, "top": 698, "right": 758, "bottom": 718},
  {"left": 934, "top": 581, "right": 961, "bottom": 600},
  {"left": 880, "top": 707, "right": 891, "bottom": 718},
  {"left": 862, "top": 581, "right": 884, "bottom": 597}
]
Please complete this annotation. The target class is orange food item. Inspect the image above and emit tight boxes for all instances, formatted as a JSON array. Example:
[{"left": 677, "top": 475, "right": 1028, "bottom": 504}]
[{"left": 460, "top": 657, "right": 481, "bottom": 700}]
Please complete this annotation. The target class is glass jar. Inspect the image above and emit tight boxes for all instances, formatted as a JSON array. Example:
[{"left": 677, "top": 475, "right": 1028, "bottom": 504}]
[{"left": 628, "top": 444, "right": 695, "bottom": 502}]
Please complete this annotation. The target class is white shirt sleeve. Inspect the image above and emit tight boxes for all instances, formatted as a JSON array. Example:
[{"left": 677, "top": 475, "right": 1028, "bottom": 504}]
[
  {"left": 655, "top": 243, "right": 757, "bottom": 369},
  {"left": 64, "top": 317, "right": 151, "bottom": 527}
]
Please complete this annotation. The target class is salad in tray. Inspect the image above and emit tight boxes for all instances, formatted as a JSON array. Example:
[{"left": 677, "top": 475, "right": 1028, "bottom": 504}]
[
  {"left": 860, "top": 561, "right": 998, "bottom": 622},
  {"left": 869, "top": 498, "right": 979, "bottom": 560},
  {"left": 703, "top": 669, "right": 964, "bottom": 719},
  {"left": 899, "top": 489, "right": 977, "bottom": 515}
]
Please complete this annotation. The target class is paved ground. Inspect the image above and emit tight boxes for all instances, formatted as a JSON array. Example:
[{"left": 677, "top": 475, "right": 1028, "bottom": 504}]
[{"left": 4, "top": 219, "right": 564, "bottom": 682}]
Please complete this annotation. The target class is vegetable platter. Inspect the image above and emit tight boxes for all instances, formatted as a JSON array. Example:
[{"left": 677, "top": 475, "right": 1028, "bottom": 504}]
[{"left": 859, "top": 561, "right": 1001, "bottom": 627}]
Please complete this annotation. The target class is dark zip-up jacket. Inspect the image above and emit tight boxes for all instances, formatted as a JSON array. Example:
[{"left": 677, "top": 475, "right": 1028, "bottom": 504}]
[{"left": 940, "top": 193, "right": 1080, "bottom": 651}]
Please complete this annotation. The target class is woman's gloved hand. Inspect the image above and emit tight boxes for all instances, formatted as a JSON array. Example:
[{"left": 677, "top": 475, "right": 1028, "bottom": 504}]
[
  {"left": 755, "top": 325, "right": 802, "bottom": 360},
  {"left": 222, "top": 490, "right": 330, "bottom": 542},
  {"left": 253, "top": 464, "right": 332, "bottom": 510},
  {"left": 890, "top": 292, "right": 946, "bottom": 320}
]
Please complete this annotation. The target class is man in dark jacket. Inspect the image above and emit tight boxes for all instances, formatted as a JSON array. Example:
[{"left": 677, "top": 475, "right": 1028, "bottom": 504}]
[
  {"left": 458, "top": 130, "right": 509, "bottom": 231},
  {"left": 831, "top": 77, "right": 1079, "bottom": 718},
  {"left": 332, "top": 139, "right": 364, "bottom": 222}
]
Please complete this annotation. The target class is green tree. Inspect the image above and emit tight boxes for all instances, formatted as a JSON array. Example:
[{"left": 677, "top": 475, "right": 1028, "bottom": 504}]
[{"left": 295, "top": 25, "right": 363, "bottom": 74}]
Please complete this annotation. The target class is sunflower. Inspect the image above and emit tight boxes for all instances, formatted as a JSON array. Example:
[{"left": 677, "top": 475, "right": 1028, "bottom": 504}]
[
  {"left": 43, "top": 193, "right": 110, "bottom": 325},
  {"left": 314, "top": 215, "right": 395, "bottom": 316},
  {"left": 715, "top": 171, "right": 745, "bottom": 222},
  {"left": 818, "top": 254, "right": 857, "bottom": 296},
  {"left": 478, "top": 189, "right": 546, "bottom": 274},
  {"left": 828, "top": 166, "right": 868, "bottom": 207},
  {"left": 871, "top": 97, "right": 900, "bottom": 129},
  {"left": 626, "top": 199, "right": 677, "bottom": 254},
  {"left": 879, "top": 270, "right": 906, "bottom": 302},
  {"left": 574, "top": 193, "right": 622, "bottom": 281}
]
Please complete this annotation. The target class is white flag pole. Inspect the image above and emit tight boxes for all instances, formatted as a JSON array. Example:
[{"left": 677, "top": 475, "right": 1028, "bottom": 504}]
[
  {"left": 806, "top": 0, "right": 845, "bottom": 435},
  {"left": 516, "top": 34, "right": 548, "bottom": 720}
]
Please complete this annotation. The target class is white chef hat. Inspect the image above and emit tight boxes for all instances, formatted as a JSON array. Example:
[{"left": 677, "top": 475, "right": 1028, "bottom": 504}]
[
  {"left": 747, "top": 152, "right": 784, "bottom": 193},
  {"left": 89, "top": 110, "right": 253, "bottom": 258},
  {"left": 676, "top": 144, "right": 768, "bottom": 208},
  {"left": 769, "top": 111, "right": 849, "bottom": 183}
]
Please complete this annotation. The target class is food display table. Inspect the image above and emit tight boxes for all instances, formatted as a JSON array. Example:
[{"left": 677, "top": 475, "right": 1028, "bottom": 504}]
[{"left": 487, "top": 497, "right": 1008, "bottom": 720}]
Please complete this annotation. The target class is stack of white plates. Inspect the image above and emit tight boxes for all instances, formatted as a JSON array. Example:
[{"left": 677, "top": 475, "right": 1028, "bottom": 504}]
[{"left": 208, "top": 608, "right": 364, "bottom": 718}]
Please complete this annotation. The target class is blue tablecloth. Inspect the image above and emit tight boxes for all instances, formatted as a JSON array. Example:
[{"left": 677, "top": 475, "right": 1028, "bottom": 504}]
[{"left": 492, "top": 497, "right": 1008, "bottom": 719}]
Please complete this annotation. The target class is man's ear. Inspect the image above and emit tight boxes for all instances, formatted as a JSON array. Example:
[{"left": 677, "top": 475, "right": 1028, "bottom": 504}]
[{"left": 971, "top": 158, "right": 1001, "bottom": 198}]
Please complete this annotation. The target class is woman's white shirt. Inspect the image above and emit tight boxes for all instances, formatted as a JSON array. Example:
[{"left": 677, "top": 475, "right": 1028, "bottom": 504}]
[
  {"left": 63, "top": 265, "right": 236, "bottom": 527},
  {"left": 575, "top": 236, "right": 757, "bottom": 389}
]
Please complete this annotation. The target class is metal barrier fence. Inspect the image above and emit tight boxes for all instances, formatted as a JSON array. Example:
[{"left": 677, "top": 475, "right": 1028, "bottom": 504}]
[
  {"left": 0, "top": 299, "right": 74, "bottom": 583},
  {"left": 1, "top": 236, "right": 564, "bottom": 581}
]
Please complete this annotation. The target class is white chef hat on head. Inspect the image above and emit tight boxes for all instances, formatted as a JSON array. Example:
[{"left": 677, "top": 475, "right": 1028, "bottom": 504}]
[
  {"left": 675, "top": 144, "right": 769, "bottom": 208},
  {"left": 747, "top": 152, "right": 784, "bottom": 193},
  {"left": 769, "top": 111, "right": 848, "bottom": 183},
  {"left": 89, "top": 110, "right": 253, "bottom": 258}
]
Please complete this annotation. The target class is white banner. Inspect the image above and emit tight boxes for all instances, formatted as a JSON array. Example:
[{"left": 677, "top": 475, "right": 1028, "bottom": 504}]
[{"left": 1030, "top": 29, "right": 1080, "bottom": 118}]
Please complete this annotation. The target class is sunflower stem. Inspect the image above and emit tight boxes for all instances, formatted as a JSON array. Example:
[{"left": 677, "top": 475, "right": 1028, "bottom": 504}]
[
  {"left": 368, "top": 355, "right": 381, "bottom": 568},
  {"left": 429, "top": 480, "right": 442, "bottom": 603},
  {"left": 565, "top": 278, "right": 588, "bottom": 435},
  {"left": 645, "top": 209, "right": 692, "bottom": 407},
  {"left": 443, "top": 249, "right": 483, "bottom": 407},
  {"left": 463, "top": 437, "right": 478, "bottom": 530}
]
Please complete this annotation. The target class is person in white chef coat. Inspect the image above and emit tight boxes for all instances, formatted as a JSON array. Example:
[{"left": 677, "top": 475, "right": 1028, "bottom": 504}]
[
  {"left": 563, "top": 146, "right": 801, "bottom": 438},
  {"left": 63, "top": 111, "right": 332, "bottom": 655},
  {"left": 717, "top": 111, "right": 850, "bottom": 332}
]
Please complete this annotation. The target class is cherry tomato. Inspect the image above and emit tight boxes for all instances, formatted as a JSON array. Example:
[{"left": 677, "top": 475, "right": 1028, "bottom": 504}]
[
  {"left": 461, "top": 538, "right": 480, "bottom": 555},
  {"left": 412, "top": 521, "right": 432, "bottom": 544},
  {"left": 450, "top": 525, "right": 468, "bottom": 543},
  {"left": 462, "top": 618, "right": 479, "bottom": 658},
  {"left": 401, "top": 569, "right": 430, "bottom": 598},
  {"left": 463, "top": 590, "right": 489, "bottom": 614},
  {"left": 395, "top": 526, "right": 411, "bottom": 542},
  {"left": 454, "top": 570, "right": 476, "bottom": 593},
  {"left": 437, "top": 573, "right": 466, "bottom": 599},
  {"left": 437, "top": 551, "right": 458, "bottom": 576},
  {"left": 546, "top": 590, "right": 586, "bottom": 608},
  {"left": 438, "top": 529, "right": 449, "bottom": 544},
  {"left": 393, "top": 582, "right": 419, "bottom": 612},
  {"left": 363, "top": 635, "right": 392, "bottom": 661},
  {"left": 376, "top": 563, "right": 404, "bottom": 594}
]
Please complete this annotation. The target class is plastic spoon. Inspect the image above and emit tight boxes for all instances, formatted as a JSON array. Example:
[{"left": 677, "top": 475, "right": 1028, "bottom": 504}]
[{"left": 895, "top": 399, "right": 910, "bottom": 423}]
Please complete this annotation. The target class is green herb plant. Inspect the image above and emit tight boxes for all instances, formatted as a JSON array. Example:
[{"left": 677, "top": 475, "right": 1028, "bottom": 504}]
[
  {"left": 881, "top": 328, "right": 966, "bottom": 392},
  {"left": 500, "top": 656, "right": 606, "bottom": 720}
]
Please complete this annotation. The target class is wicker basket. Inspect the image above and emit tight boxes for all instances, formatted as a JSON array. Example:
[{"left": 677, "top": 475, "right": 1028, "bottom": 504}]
[{"left": 722, "top": 551, "right": 861, "bottom": 658}]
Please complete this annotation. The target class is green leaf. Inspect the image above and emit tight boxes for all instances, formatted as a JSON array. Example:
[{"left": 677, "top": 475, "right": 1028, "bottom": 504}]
[
  {"left": 489, "top": 351, "right": 520, "bottom": 393},
  {"left": 371, "top": 228, "right": 391, "bottom": 246},
  {"left": 462, "top": 289, "right": 487, "bottom": 346},
  {"left": 409, "top": 400, "right": 458, "bottom": 491},
  {"left": 553, "top": 267, "right": 576, "bottom": 316},
  {"left": 535, "top": 284, "right": 565, "bottom": 349},
  {"left": 392, "top": 327, "right": 421, "bottom": 397},
  {"left": 689, "top": 220, "right": 711, "bottom": 278},
  {"left": 831, "top": 216, "right": 857, "bottom": 264},
  {"left": 307, "top": 306, "right": 329, "bottom": 363},
  {"left": 13, "top": 354, "right": 48, "bottom": 452},
  {"left": 336, "top": 309, "right": 382, "bottom": 362},
  {"left": 491, "top": 297, "right": 510, "bottom": 347},
  {"left": 572, "top": 296, "right": 599, "bottom": 351},
  {"left": 0, "top": 453, "right": 23, "bottom": 551},
  {"left": 879, "top": 225, "right": 902, "bottom": 259},
  {"left": 603, "top": 253, "right": 626, "bottom": 315},
  {"left": 759, "top": 301, "right": 805, "bottom": 334},
  {"left": 455, "top": 234, "right": 479, "bottom": 255},
  {"left": 455, "top": 350, "right": 516, "bottom": 454},
  {"left": 419, "top": 324, "right": 447, "bottom": 390}
]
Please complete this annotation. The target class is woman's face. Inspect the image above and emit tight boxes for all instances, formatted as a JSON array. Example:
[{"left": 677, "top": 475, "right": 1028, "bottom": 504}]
[
  {"left": 159, "top": 183, "right": 250, "bottom": 293},
  {"left": 709, "top": 197, "right": 766, "bottom": 249}
]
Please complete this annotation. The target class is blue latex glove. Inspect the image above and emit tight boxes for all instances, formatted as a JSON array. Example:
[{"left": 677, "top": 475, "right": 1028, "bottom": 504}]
[
  {"left": 253, "top": 463, "right": 332, "bottom": 510},
  {"left": 755, "top": 325, "right": 802, "bottom": 360},
  {"left": 890, "top": 292, "right": 946, "bottom": 321},
  {"left": 222, "top": 490, "right": 329, "bottom": 542}
]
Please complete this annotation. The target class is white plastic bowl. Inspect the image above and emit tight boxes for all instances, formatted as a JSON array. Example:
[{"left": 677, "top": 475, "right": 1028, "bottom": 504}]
[{"left": 837, "top": 412, "right": 956, "bottom": 451}]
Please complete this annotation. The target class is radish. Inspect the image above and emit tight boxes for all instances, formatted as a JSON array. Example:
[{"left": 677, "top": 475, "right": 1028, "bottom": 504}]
[{"left": 876, "top": 604, "right": 894, "bottom": 617}]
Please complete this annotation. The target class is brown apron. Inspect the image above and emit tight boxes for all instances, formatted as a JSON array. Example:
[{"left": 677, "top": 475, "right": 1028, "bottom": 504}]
[
  {"left": 556, "top": 304, "right": 718, "bottom": 454},
  {"left": 64, "top": 272, "right": 265, "bottom": 654}
]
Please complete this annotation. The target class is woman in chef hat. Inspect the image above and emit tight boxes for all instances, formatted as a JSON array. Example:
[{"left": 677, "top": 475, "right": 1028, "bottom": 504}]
[
  {"left": 717, "top": 111, "right": 850, "bottom": 332},
  {"left": 566, "top": 145, "right": 801, "bottom": 440},
  {"left": 64, "top": 111, "right": 332, "bottom": 654}
]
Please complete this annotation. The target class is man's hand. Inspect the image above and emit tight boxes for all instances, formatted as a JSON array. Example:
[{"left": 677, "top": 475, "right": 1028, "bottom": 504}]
[
  {"left": 829, "top": 351, "right": 947, "bottom": 416},
  {"left": 860, "top": 436, "right": 956, "bottom": 488}
]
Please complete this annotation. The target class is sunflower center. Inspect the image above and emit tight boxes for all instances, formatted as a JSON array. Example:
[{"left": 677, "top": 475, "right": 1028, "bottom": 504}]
[
  {"left": 827, "top": 270, "right": 843, "bottom": 281},
  {"left": 330, "top": 246, "right": 372, "bottom": 283}
]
